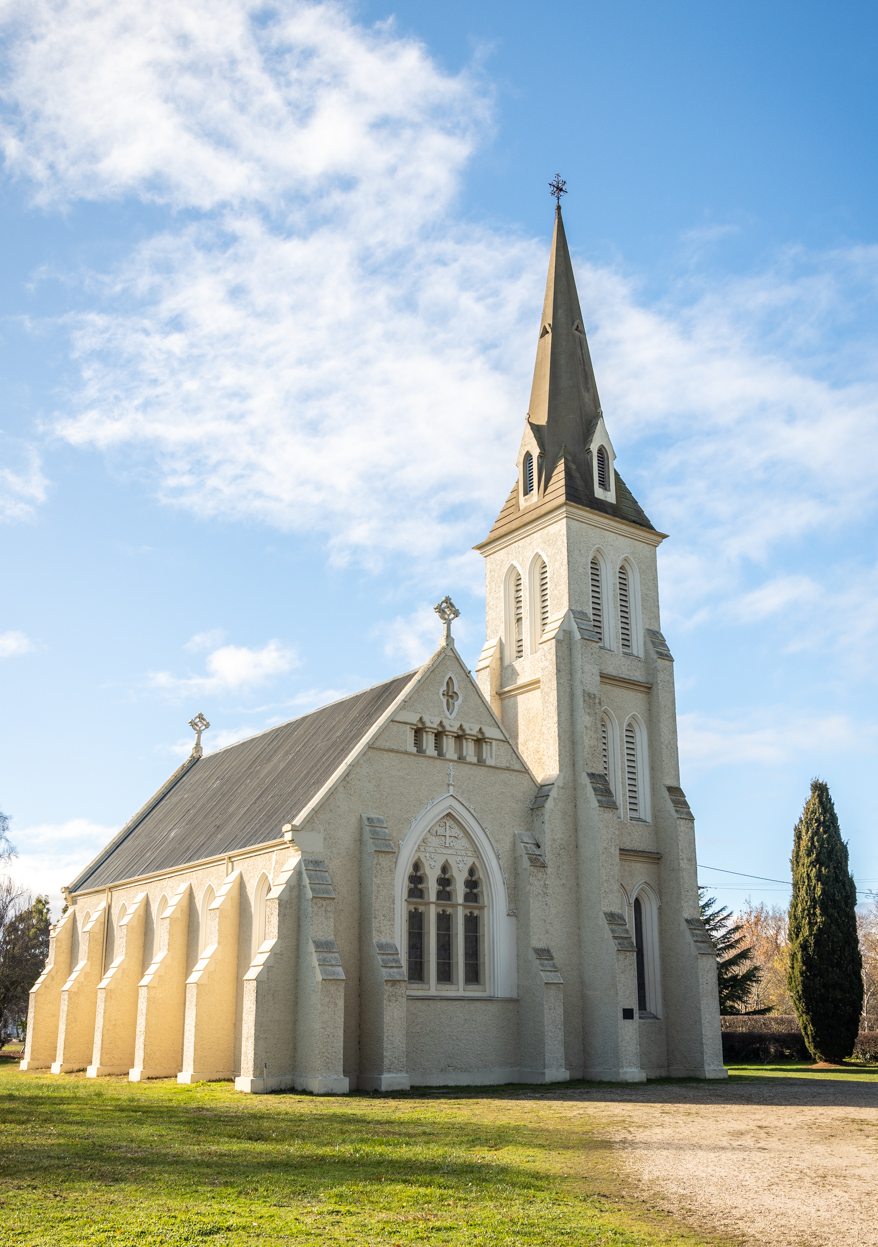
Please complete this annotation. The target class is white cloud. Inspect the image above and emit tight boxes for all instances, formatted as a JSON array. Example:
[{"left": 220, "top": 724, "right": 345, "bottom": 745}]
[
  {"left": 184, "top": 629, "right": 226, "bottom": 652},
  {"left": 678, "top": 710, "right": 876, "bottom": 771},
  {"left": 10, "top": 817, "right": 116, "bottom": 918},
  {"left": 0, "top": 630, "right": 34, "bottom": 657},
  {"left": 150, "top": 638, "right": 298, "bottom": 697},
  {"left": 0, "top": 438, "right": 47, "bottom": 521},
  {"left": 1, "top": 0, "right": 877, "bottom": 653}
]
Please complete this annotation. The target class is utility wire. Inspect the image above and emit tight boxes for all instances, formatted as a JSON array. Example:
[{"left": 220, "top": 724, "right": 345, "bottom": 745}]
[{"left": 698, "top": 863, "right": 876, "bottom": 898}]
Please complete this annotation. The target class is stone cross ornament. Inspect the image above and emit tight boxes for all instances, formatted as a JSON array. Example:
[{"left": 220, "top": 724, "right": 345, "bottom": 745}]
[
  {"left": 434, "top": 595, "right": 460, "bottom": 643},
  {"left": 189, "top": 712, "right": 211, "bottom": 757}
]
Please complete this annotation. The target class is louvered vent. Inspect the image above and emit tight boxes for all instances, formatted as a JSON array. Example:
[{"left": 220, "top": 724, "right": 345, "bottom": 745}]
[
  {"left": 619, "top": 565, "right": 632, "bottom": 653},
  {"left": 523, "top": 452, "right": 534, "bottom": 496},
  {"left": 625, "top": 722, "right": 640, "bottom": 819},
  {"left": 590, "top": 557, "right": 603, "bottom": 645},
  {"left": 539, "top": 559, "right": 549, "bottom": 635},
  {"left": 514, "top": 572, "right": 524, "bottom": 658},
  {"left": 596, "top": 445, "right": 609, "bottom": 491},
  {"left": 601, "top": 718, "right": 610, "bottom": 781}
]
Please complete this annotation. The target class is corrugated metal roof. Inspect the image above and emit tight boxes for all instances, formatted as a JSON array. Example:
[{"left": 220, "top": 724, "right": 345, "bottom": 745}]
[{"left": 72, "top": 670, "right": 417, "bottom": 892}]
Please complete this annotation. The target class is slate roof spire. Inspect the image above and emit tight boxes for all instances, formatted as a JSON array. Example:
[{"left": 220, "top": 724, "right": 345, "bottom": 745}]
[
  {"left": 477, "top": 203, "right": 655, "bottom": 547},
  {"left": 527, "top": 204, "right": 603, "bottom": 478}
]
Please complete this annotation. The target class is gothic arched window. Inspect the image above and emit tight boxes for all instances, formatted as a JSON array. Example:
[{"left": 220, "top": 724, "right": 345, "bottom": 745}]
[
  {"left": 505, "top": 566, "right": 524, "bottom": 660},
  {"left": 404, "top": 844, "right": 487, "bottom": 992},
  {"left": 252, "top": 873, "right": 271, "bottom": 957},
  {"left": 590, "top": 552, "right": 612, "bottom": 648},
  {"left": 523, "top": 451, "right": 534, "bottom": 496},
  {"left": 632, "top": 887, "right": 662, "bottom": 1017},
  {"left": 618, "top": 564, "right": 632, "bottom": 653},
  {"left": 600, "top": 710, "right": 620, "bottom": 810},
  {"left": 624, "top": 717, "right": 650, "bottom": 822}
]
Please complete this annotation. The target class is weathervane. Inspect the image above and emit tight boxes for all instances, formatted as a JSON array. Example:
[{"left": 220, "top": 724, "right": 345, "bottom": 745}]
[
  {"left": 549, "top": 173, "right": 567, "bottom": 208},
  {"left": 189, "top": 712, "right": 210, "bottom": 758},
  {"left": 434, "top": 595, "right": 460, "bottom": 645}
]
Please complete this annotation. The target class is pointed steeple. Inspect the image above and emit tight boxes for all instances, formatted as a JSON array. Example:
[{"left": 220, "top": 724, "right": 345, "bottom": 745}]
[
  {"left": 478, "top": 205, "right": 655, "bottom": 548},
  {"left": 527, "top": 206, "right": 603, "bottom": 474}
]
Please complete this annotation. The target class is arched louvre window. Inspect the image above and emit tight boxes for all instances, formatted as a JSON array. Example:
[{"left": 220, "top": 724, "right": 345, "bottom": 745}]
[
  {"left": 539, "top": 560, "right": 549, "bottom": 635},
  {"left": 596, "top": 445, "right": 609, "bottom": 491},
  {"left": 513, "top": 572, "right": 524, "bottom": 658},
  {"left": 590, "top": 557, "right": 604, "bottom": 645},
  {"left": 625, "top": 722, "right": 641, "bottom": 819},
  {"left": 523, "top": 452, "right": 534, "bottom": 495},
  {"left": 619, "top": 565, "right": 632, "bottom": 653}
]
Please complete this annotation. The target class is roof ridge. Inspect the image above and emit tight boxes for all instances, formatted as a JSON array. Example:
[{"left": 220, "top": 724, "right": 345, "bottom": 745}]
[{"left": 207, "top": 667, "right": 421, "bottom": 758}]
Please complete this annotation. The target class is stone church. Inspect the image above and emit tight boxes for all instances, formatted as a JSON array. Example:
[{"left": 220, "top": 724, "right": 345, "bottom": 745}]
[{"left": 22, "top": 206, "right": 725, "bottom": 1091}]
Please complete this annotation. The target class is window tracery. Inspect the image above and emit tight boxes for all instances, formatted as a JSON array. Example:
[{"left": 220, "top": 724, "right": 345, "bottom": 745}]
[{"left": 404, "top": 817, "right": 486, "bottom": 994}]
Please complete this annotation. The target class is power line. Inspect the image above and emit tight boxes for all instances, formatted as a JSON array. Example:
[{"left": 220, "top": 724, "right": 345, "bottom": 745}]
[{"left": 698, "top": 864, "right": 790, "bottom": 885}]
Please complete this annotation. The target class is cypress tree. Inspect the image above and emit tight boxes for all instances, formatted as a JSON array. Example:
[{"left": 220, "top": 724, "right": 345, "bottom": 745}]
[{"left": 788, "top": 779, "right": 862, "bottom": 1062}]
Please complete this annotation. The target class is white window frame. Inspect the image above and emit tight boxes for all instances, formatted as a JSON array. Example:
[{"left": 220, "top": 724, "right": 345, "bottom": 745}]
[
  {"left": 623, "top": 714, "right": 651, "bottom": 823},
  {"left": 617, "top": 557, "right": 643, "bottom": 658},
  {"left": 630, "top": 883, "right": 662, "bottom": 1018},
  {"left": 395, "top": 794, "right": 517, "bottom": 999},
  {"left": 589, "top": 548, "right": 614, "bottom": 650},
  {"left": 503, "top": 563, "right": 525, "bottom": 662}
]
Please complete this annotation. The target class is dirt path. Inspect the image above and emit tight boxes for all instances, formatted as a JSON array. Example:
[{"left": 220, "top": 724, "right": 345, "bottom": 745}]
[{"left": 545, "top": 1077, "right": 878, "bottom": 1247}]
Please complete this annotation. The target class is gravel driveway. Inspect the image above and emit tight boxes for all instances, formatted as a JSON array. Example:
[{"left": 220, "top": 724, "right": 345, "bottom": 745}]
[{"left": 549, "top": 1076, "right": 878, "bottom": 1246}]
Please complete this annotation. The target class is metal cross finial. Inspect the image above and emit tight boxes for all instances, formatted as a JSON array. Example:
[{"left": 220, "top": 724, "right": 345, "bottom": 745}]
[
  {"left": 549, "top": 173, "right": 567, "bottom": 208},
  {"left": 189, "top": 712, "right": 210, "bottom": 757},
  {"left": 434, "top": 595, "right": 460, "bottom": 644}
]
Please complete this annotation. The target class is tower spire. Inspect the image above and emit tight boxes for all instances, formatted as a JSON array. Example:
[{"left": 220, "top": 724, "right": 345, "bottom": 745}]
[
  {"left": 477, "top": 199, "right": 656, "bottom": 548},
  {"left": 527, "top": 204, "right": 603, "bottom": 481}
]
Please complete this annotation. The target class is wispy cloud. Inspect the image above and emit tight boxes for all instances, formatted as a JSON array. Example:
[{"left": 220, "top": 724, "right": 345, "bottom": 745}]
[
  {"left": 0, "top": 438, "right": 47, "bottom": 522},
  {"left": 150, "top": 639, "right": 298, "bottom": 697},
  {"left": 678, "top": 710, "right": 875, "bottom": 771},
  {"left": 0, "top": 630, "right": 34, "bottom": 658},
  {"left": 1, "top": 0, "right": 877, "bottom": 662},
  {"left": 11, "top": 817, "right": 116, "bottom": 915}
]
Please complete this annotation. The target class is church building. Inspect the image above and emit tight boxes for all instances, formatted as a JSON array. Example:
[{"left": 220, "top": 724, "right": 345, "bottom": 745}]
[{"left": 22, "top": 204, "right": 725, "bottom": 1091}]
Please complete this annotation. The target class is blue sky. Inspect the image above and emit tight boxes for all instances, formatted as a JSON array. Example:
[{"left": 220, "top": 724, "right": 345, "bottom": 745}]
[{"left": 2, "top": 0, "right": 877, "bottom": 915}]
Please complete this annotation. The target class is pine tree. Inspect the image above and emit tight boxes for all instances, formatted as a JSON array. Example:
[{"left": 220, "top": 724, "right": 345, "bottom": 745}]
[
  {"left": 699, "top": 889, "right": 767, "bottom": 1014},
  {"left": 788, "top": 779, "right": 862, "bottom": 1062},
  {"left": 0, "top": 894, "right": 50, "bottom": 1042}
]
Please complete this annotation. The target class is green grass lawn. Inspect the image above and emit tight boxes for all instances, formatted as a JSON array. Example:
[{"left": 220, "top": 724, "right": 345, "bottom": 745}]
[
  {"left": 0, "top": 1061, "right": 720, "bottom": 1247},
  {"left": 726, "top": 1061, "right": 878, "bottom": 1083}
]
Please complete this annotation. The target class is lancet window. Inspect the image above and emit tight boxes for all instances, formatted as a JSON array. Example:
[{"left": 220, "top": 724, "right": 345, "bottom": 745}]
[
  {"left": 405, "top": 818, "right": 487, "bottom": 994},
  {"left": 523, "top": 451, "right": 535, "bottom": 496},
  {"left": 619, "top": 565, "right": 632, "bottom": 653},
  {"left": 596, "top": 445, "right": 609, "bottom": 491},
  {"left": 624, "top": 716, "right": 650, "bottom": 822},
  {"left": 631, "top": 886, "right": 661, "bottom": 1018},
  {"left": 590, "top": 553, "right": 611, "bottom": 648},
  {"left": 505, "top": 566, "right": 525, "bottom": 660}
]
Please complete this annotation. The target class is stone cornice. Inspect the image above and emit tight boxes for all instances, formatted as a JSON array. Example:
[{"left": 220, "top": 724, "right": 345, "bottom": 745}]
[{"left": 474, "top": 499, "right": 667, "bottom": 557}]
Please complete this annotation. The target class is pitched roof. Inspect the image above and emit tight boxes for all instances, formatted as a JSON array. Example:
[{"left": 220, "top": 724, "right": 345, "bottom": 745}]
[
  {"left": 480, "top": 208, "right": 655, "bottom": 545},
  {"left": 70, "top": 670, "right": 417, "bottom": 893}
]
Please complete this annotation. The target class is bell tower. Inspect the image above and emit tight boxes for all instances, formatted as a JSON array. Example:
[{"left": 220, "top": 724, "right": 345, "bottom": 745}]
[{"left": 474, "top": 198, "right": 725, "bottom": 1081}]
